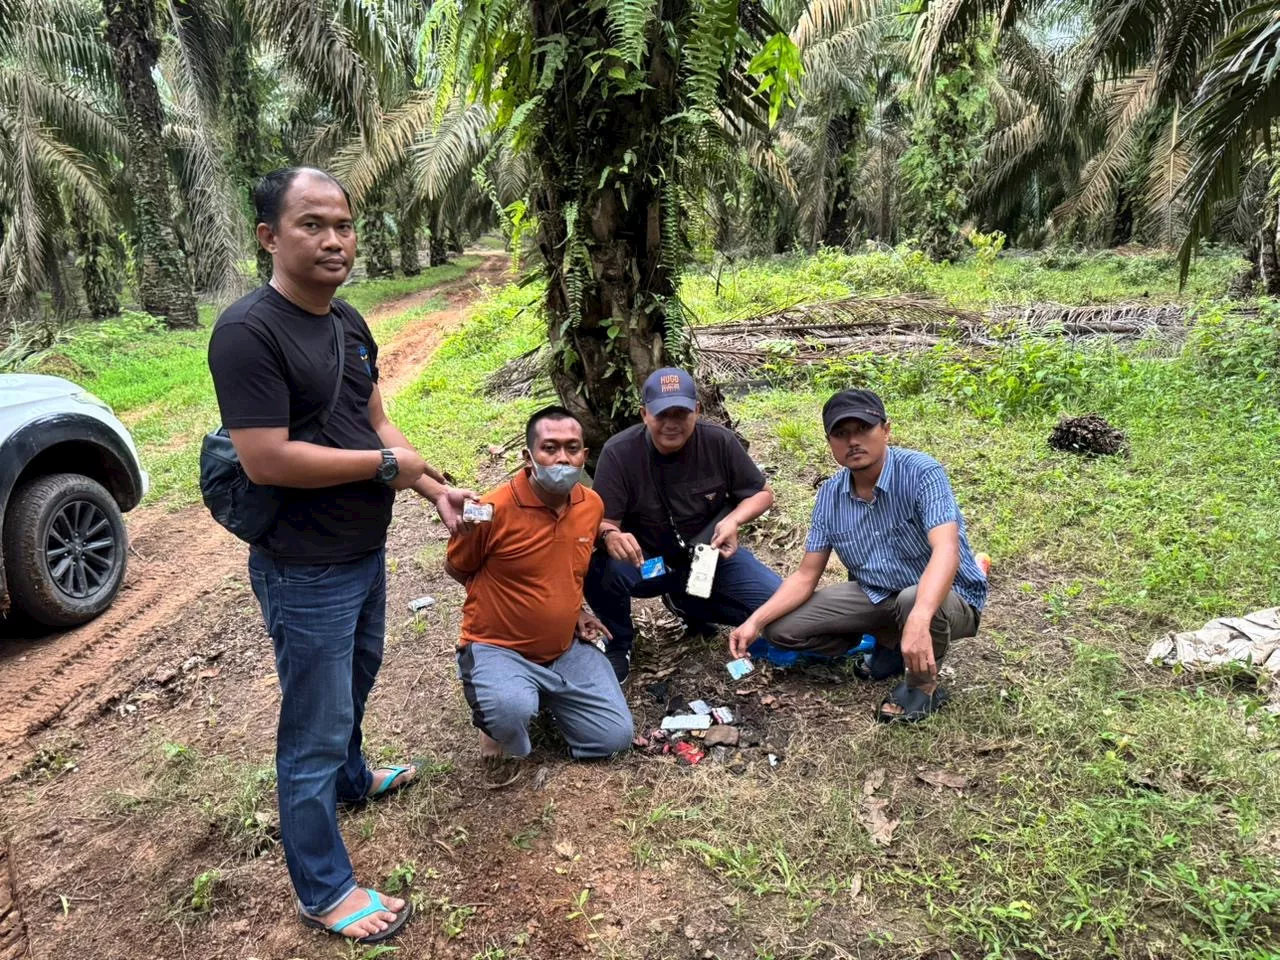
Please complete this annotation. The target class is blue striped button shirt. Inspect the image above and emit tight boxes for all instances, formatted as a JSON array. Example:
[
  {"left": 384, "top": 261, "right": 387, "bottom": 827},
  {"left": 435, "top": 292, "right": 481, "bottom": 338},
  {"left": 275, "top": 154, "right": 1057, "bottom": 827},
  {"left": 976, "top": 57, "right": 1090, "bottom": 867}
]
[{"left": 805, "top": 446, "right": 988, "bottom": 611}]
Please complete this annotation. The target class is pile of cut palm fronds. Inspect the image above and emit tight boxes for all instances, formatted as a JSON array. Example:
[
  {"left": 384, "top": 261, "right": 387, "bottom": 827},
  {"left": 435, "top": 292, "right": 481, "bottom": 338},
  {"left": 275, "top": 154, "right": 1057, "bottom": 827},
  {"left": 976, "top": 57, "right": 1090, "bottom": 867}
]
[
  {"left": 483, "top": 294, "right": 1224, "bottom": 400},
  {"left": 988, "top": 301, "right": 1187, "bottom": 338},
  {"left": 693, "top": 295, "right": 989, "bottom": 383},
  {"left": 487, "top": 346, "right": 554, "bottom": 401},
  {"left": 486, "top": 294, "right": 984, "bottom": 399}
]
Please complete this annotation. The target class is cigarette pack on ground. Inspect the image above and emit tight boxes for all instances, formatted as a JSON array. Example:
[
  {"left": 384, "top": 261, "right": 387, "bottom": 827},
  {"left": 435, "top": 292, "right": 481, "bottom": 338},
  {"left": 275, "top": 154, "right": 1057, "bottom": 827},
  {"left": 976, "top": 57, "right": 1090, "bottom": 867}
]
[
  {"left": 689, "top": 699, "right": 712, "bottom": 715},
  {"left": 674, "top": 741, "right": 705, "bottom": 765},
  {"left": 660, "top": 713, "right": 712, "bottom": 731},
  {"left": 711, "top": 706, "right": 734, "bottom": 724},
  {"left": 726, "top": 658, "right": 754, "bottom": 681}
]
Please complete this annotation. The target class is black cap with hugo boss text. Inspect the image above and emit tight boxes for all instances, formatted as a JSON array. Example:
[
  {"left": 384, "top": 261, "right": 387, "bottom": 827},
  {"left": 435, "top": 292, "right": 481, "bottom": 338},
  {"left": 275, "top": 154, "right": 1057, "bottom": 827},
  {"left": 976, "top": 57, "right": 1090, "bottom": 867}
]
[{"left": 822, "top": 389, "right": 887, "bottom": 434}]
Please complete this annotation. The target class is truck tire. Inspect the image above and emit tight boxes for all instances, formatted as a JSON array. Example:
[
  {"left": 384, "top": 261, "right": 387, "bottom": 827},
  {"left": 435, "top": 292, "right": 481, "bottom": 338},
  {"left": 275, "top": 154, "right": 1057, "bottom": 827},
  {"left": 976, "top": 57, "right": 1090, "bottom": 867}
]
[{"left": 3, "top": 473, "right": 128, "bottom": 627}]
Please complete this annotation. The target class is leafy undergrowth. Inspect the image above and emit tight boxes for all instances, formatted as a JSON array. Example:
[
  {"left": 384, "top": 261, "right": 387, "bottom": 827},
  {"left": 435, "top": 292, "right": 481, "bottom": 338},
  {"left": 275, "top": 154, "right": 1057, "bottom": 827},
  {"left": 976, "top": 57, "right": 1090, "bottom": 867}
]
[{"left": 30, "top": 258, "right": 478, "bottom": 506}]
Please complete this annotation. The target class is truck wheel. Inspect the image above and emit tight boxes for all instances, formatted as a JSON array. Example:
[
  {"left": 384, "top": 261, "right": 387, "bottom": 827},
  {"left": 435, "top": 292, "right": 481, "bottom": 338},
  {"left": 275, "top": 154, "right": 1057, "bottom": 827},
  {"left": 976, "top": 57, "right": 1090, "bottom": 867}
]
[{"left": 3, "top": 473, "right": 128, "bottom": 627}]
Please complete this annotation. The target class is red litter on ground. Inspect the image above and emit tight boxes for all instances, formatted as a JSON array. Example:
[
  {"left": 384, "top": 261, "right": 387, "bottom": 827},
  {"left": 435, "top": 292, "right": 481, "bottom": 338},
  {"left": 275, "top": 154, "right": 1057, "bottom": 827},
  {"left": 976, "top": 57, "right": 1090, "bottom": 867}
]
[{"left": 674, "top": 741, "right": 705, "bottom": 765}]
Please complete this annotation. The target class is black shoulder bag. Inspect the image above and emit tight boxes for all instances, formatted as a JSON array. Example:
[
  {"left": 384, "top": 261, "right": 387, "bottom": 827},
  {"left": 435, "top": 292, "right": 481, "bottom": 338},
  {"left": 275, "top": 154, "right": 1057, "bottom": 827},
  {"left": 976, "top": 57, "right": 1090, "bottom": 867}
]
[{"left": 199, "top": 312, "right": 345, "bottom": 545}]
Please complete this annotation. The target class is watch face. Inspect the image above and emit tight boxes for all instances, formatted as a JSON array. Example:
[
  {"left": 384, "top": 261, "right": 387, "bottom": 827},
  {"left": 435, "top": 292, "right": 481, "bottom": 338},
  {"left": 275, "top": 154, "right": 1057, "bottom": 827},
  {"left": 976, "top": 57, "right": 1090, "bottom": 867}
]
[{"left": 378, "top": 453, "right": 398, "bottom": 482}]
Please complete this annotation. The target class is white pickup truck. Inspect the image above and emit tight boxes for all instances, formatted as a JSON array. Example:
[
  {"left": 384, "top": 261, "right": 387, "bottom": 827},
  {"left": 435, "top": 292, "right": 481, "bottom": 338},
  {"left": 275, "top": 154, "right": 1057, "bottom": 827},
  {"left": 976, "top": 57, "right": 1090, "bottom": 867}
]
[{"left": 0, "top": 375, "right": 148, "bottom": 626}]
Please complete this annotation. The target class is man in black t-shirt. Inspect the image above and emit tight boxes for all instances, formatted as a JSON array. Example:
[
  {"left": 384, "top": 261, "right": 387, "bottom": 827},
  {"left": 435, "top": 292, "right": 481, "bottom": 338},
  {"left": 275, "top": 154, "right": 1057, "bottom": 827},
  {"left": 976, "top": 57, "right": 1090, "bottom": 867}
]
[
  {"left": 586, "top": 367, "right": 783, "bottom": 681},
  {"left": 208, "top": 168, "right": 471, "bottom": 946}
]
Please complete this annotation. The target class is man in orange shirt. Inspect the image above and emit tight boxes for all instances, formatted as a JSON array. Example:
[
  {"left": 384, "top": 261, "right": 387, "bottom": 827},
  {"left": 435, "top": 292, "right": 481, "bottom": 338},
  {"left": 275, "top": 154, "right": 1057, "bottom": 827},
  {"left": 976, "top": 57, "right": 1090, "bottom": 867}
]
[{"left": 446, "top": 407, "right": 634, "bottom": 787}]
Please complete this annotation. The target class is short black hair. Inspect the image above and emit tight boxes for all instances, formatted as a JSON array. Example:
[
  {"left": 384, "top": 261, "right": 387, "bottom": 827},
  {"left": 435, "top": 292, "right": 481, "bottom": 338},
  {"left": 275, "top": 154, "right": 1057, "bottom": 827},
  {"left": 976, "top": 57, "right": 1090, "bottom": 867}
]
[
  {"left": 253, "top": 167, "right": 352, "bottom": 229},
  {"left": 525, "top": 405, "right": 582, "bottom": 449}
]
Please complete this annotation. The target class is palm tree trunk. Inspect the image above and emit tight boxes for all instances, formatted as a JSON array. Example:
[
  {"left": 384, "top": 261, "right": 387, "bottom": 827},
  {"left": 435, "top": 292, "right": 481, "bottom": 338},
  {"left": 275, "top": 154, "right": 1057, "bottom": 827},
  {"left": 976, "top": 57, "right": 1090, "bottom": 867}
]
[
  {"left": 530, "top": 0, "right": 731, "bottom": 453},
  {"left": 361, "top": 185, "right": 394, "bottom": 278},
  {"left": 427, "top": 206, "right": 448, "bottom": 266},
  {"left": 1261, "top": 197, "right": 1280, "bottom": 296},
  {"left": 428, "top": 232, "right": 448, "bottom": 266},
  {"left": 223, "top": 16, "right": 271, "bottom": 283},
  {"left": 104, "top": 0, "right": 198, "bottom": 329},
  {"left": 74, "top": 195, "right": 120, "bottom": 320},
  {"left": 878, "top": 137, "right": 892, "bottom": 242},
  {"left": 399, "top": 206, "right": 422, "bottom": 276},
  {"left": 1232, "top": 235, "right": 1260, "bottom": 297}
]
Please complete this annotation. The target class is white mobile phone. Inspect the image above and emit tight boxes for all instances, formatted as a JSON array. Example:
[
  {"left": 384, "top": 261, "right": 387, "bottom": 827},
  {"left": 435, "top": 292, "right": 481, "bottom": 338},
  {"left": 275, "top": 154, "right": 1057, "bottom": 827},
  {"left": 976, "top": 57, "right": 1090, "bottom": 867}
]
[{"left": 685, "top": 543, "right": 719, "bottom": 599}]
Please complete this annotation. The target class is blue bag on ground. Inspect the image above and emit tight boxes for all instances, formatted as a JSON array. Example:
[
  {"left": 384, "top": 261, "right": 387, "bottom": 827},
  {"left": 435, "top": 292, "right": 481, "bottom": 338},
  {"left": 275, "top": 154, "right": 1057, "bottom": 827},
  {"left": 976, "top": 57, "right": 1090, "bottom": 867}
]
[{"left": 747, "top": 634, "right": 876, "bottom": 668}]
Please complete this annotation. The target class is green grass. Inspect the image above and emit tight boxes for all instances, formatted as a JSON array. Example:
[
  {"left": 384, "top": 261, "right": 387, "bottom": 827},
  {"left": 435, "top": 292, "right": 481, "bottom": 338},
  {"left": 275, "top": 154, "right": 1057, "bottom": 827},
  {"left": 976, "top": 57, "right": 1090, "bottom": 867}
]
[
  {"left": 735, "top": 372, "right": 1279, "bottom": 627},
  {"left": 342, "top": 257, "right": 478, "bottom": 316},
  {"left": 30, "top": 243, "right": 1278, "bottom": 959},
  {"left": 681, "top": 245, "right": 1244, "bottom": 323},
  {"left": 631, "top": 294, "right": 1275, "bottom": 958},
  {"left": 390, "top": 280, "right": 546, "bottom": 481},
  {"left": 35, "top": 258, "right": 481, "bottom": 506}
]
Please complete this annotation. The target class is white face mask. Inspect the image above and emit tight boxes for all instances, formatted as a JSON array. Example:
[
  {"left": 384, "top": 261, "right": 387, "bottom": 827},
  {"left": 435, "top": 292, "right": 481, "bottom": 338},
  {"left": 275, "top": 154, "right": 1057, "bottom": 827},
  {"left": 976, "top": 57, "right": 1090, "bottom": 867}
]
[{"left": 531, "top": 462, "right": 582, "bottom": 495}]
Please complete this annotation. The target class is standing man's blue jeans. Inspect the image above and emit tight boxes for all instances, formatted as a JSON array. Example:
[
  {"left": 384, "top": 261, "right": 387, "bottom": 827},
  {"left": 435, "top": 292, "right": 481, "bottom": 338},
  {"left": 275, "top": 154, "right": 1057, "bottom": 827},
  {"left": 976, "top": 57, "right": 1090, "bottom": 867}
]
[
  {"left": 584, "top": 547, "right": 782, "bottom": 655},
  {"left": 248, "top": 548, "right": 386, "bottom": 917}
]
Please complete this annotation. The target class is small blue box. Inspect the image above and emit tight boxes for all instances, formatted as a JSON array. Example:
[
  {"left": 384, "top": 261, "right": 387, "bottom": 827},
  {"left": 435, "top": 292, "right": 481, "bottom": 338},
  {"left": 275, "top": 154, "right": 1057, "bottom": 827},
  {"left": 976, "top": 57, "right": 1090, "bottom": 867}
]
[{"left": 641, "top": 556, "right": 667, "bottom": 580}]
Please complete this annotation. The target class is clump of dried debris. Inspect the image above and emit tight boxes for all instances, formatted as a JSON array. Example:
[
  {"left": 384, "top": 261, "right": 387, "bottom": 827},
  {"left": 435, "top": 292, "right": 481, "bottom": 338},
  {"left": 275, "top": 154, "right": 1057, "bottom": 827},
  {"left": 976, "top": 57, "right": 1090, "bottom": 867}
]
[{"left": 1048, "top": 414, "right": 1127, "bottom": 456}]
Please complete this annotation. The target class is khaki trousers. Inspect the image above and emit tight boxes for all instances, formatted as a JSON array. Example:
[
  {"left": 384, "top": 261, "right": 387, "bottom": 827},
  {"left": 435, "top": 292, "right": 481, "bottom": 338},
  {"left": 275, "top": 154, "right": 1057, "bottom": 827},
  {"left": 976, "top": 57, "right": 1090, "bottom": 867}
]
[{"left": 764, "top": 580, "right": 979, "bottom": 660}]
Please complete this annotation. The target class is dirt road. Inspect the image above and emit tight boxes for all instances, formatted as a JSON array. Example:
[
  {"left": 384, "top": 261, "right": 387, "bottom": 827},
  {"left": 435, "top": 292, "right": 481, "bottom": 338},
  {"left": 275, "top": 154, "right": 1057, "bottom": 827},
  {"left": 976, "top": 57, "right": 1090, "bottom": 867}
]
[{"left": 0, "top": 253, "right": 509, "bottom": 772}]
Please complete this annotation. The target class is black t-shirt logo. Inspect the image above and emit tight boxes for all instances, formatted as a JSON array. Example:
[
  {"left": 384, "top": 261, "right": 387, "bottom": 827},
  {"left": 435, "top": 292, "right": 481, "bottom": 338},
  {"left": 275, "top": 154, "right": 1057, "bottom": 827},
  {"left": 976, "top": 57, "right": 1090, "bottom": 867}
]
[{"left": 358, "top": 343, "right": 371, "bottom": 378}]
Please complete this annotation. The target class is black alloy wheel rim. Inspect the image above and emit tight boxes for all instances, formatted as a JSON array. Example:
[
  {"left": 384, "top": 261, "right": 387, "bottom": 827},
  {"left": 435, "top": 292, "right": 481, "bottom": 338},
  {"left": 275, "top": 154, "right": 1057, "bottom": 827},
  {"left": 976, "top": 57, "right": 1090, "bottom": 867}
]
[{"left": 45, "top": 500, "right": 116, "bottom": 599}]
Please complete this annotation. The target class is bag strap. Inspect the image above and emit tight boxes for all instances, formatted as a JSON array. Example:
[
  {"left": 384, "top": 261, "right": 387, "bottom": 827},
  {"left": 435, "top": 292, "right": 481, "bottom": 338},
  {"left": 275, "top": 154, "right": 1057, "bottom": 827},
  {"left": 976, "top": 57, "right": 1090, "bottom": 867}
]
[
  {"left": 643, "top": 430, "right": 688, "bottom": 552},
  {"left": 644, "top": 428, "right": 735, "bottom": 554},
  {"left": 296, "top": 309, "right": 346, "bottom": 442}
]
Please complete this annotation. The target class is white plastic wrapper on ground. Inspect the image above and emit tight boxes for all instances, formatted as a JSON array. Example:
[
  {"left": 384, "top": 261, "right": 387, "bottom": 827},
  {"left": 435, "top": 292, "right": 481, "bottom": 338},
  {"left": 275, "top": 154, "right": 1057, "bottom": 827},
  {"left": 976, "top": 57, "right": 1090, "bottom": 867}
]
[{"left": 1147, "top": 608, "right": 1280, "bottom": 712}]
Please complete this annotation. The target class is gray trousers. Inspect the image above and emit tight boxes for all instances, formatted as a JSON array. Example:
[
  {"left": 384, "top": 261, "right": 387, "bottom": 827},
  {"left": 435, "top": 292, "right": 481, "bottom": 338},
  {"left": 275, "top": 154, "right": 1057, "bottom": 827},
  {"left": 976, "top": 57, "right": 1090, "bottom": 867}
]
[
  {"left": 457, "top": 640, "right": 634, "bottom": 759},
  {"left": 765, "top": 581, "right": 979, "bottom": 660}
]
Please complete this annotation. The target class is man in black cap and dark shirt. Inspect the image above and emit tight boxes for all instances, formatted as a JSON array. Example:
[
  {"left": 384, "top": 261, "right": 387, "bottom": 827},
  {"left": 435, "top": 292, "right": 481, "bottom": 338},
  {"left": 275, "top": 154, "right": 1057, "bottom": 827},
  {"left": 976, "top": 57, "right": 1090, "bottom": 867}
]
[
  {"left": 728, "top": 388, "right": 988, "bottom": 723},
  {"left": 586, "top": 367, "right": 783, "bottom": 681}
]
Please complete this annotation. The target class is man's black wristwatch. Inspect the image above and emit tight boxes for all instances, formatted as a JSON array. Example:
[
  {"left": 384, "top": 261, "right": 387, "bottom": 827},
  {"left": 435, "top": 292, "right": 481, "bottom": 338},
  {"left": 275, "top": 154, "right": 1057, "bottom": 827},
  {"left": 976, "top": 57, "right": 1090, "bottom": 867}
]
[{"left": 375, "top": 448, "right": 399, "bottom": 484}]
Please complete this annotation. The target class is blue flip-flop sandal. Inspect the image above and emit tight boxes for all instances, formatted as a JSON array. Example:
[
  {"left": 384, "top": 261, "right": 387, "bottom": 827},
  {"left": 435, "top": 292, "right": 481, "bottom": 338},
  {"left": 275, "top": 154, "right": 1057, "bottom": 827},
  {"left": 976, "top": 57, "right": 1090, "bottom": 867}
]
[
  {"left": 300, "top": 888, "right": 413, "bottom": 944},
  {"left": 341, "top": 762, "right": 420, "bottom": 809},
  {"left": 369, "top": 764, "right": 416, "bottom": 799}
]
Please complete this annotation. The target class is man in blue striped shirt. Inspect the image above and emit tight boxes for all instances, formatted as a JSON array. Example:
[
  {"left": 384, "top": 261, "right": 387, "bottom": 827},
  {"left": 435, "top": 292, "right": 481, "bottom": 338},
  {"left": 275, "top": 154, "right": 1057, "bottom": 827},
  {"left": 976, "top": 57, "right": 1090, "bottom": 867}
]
[{"left": 728, "top": 389, "right": 987, "bottom": 722}]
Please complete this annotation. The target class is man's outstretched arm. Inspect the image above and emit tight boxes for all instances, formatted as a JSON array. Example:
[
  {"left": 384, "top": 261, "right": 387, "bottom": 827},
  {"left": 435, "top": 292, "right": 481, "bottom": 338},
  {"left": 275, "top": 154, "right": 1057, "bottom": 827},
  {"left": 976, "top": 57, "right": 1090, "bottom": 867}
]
[
  {"left": 368, "top": 383, "right": 476, "bottom": 533},
  {"left": 727, "top": 547, "right": 830, "bottom": 658}
]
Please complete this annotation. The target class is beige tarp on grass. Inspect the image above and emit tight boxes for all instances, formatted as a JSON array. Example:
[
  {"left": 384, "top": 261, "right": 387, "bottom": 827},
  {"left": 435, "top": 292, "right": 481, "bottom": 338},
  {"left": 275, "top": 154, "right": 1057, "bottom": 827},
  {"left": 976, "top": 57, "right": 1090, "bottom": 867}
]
[{"left": 1147, "top": 609, "right": 1280, "bottom": 711}]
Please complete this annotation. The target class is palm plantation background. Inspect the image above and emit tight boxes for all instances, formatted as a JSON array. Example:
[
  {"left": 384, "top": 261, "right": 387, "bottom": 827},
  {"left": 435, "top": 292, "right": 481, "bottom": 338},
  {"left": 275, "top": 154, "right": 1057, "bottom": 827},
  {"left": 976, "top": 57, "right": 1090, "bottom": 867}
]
[
  {"left": 4, "top": 0, "right": 1280, "bottom": 432},
  {"left": 2, "top": 5, "right": 1280, "bottom": 959}
]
